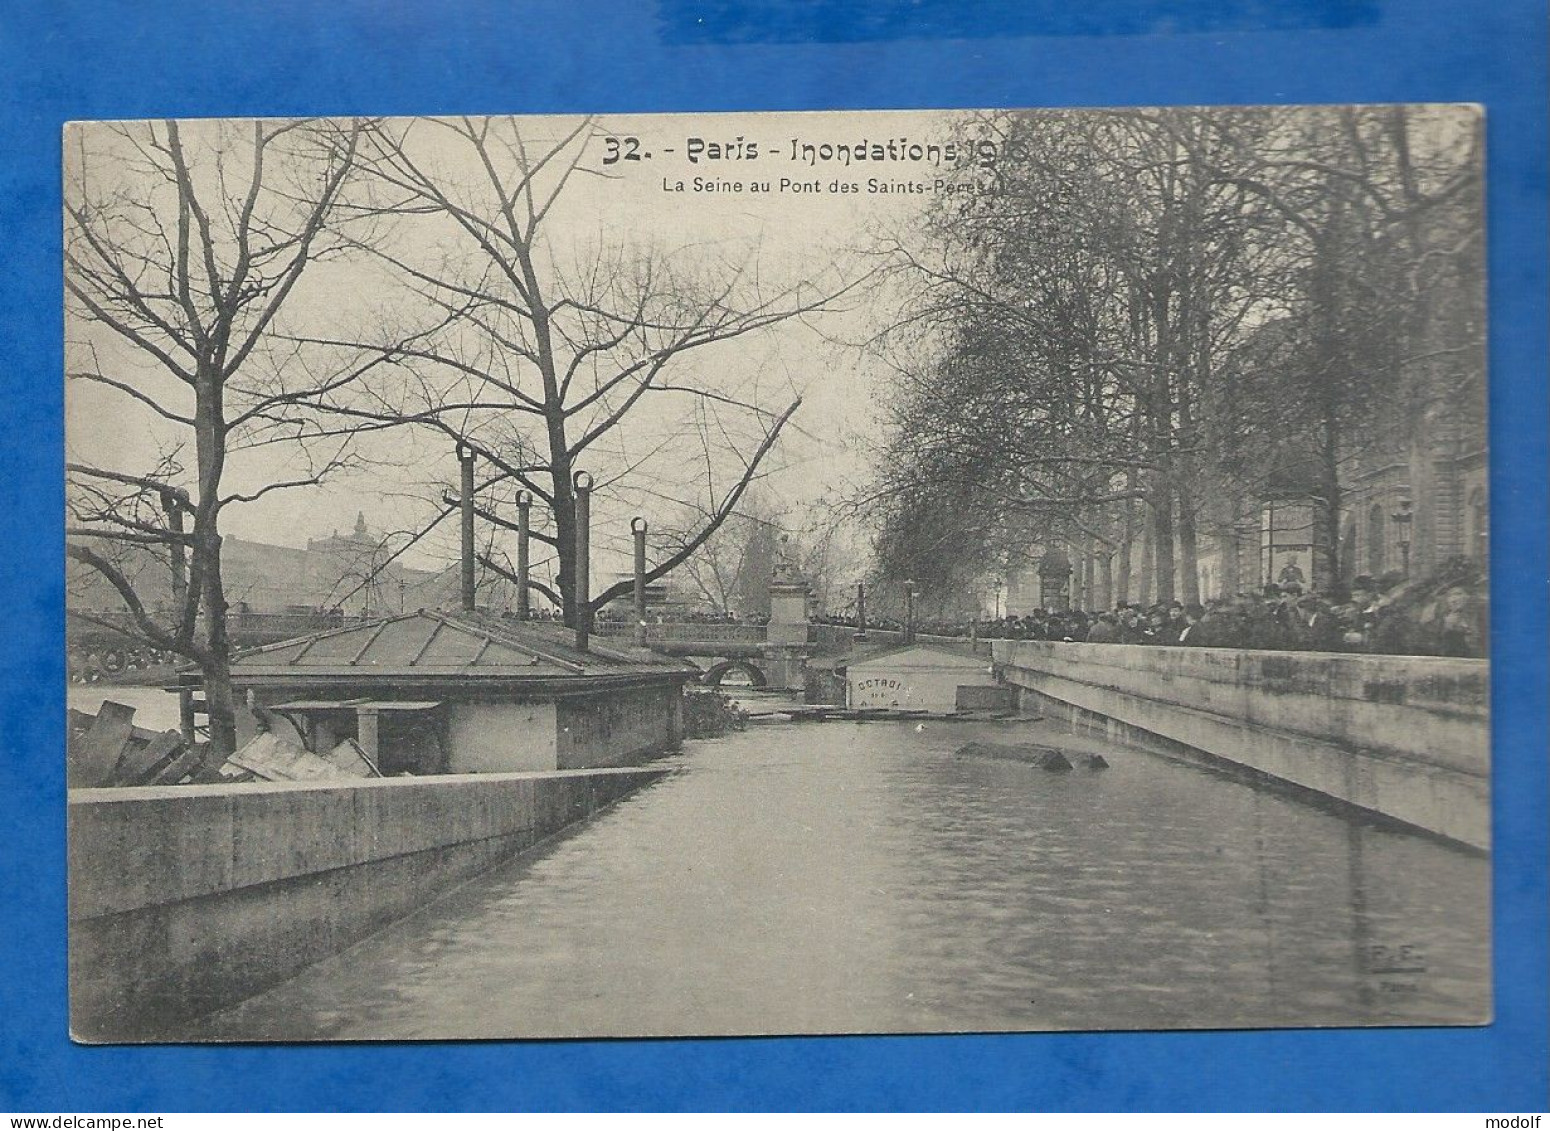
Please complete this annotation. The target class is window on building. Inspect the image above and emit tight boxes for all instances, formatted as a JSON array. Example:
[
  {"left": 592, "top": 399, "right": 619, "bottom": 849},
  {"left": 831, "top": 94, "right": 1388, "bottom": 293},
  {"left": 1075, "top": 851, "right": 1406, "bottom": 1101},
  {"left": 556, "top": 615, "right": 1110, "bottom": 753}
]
[
  {"left": 1468, "top": 487, "right": 1488, "bottom": 564},
  {"left": 1367, "top": 503, "right": 1386, "bottom": 575}
]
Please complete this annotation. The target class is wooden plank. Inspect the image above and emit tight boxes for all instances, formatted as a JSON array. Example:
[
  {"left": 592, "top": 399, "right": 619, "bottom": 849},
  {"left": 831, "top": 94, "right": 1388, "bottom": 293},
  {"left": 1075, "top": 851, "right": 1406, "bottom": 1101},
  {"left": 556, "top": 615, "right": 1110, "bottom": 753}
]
[
  {"left": 114, "top": 730, "right": 184, "bottom": 786},
  {"left": 71, "top": 701, "right": 137, "bottom": 788},
  {"left": 149, "top": 742, "right": 208, "bottom": 786},
  {"left": 188, "top": 744, "right": 233, "bottom": 784}
]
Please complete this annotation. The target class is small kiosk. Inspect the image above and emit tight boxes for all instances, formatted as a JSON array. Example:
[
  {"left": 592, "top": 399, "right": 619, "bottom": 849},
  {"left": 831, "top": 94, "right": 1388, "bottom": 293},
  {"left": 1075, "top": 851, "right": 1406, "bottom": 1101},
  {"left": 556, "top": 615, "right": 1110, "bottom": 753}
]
[
  {"left": 809, "top": 641, "right": 1008, "bottom": 714},
  {"left": 226, "top": 609, "right": 694, "bottom": 774}
]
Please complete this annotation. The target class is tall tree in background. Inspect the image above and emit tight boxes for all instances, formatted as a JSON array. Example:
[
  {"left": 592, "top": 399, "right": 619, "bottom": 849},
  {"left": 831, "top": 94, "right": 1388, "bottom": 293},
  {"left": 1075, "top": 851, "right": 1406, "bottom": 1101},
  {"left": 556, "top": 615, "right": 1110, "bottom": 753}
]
[
  {"left": 865, "top": 106, "right": 1482, "bottom": 606},
  {"left": 65, "top": 119, "right": 364, "bottom": 754},
  {"left": 868, "top": 109, "right": 1272, "bottom": 606},
  {"left": 660, "top": 487, "right": 784, "bottom": 617},
  {"left": 1205, "top": 105, "right": 1484, "bottom": 589}
]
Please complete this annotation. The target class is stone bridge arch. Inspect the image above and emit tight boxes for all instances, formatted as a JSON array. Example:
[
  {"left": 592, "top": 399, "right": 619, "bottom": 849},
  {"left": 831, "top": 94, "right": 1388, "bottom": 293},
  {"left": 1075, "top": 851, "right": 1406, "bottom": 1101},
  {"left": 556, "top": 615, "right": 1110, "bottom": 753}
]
[{"left": 700, "top": 658, "right": 769, "bottom": 689}]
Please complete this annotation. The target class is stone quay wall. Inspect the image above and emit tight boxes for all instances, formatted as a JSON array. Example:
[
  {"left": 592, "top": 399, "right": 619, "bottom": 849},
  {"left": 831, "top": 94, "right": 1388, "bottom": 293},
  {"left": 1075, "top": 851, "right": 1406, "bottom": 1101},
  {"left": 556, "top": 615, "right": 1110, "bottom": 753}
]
[
  {"left": 556, "top": 684, "right": 685, "bottom": 770},
  {"left": 69, "top": 766, "right": 669, "bottom": 1042},
  {"left": 993, "top": 641, "right": 1489, "bottom": 851}
]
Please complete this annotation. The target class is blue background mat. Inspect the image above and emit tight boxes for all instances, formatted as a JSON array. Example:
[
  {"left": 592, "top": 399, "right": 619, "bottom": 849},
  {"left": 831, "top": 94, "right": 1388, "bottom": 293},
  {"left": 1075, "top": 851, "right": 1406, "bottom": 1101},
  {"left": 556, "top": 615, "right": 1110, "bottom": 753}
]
[{"left": 2, "top": 0, "right": 1544, "bottom": 1112}]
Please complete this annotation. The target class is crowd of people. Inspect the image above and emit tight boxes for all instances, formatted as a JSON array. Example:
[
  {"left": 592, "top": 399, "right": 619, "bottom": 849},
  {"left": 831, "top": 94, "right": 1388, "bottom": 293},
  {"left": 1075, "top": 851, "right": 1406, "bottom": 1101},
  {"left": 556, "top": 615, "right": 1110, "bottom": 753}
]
[
  {"left": 69, "top": 564, "right": 1486, "bottom": 682},
  {"left": 67, "top": 644, "right": 175, "bottom": 682},
  {"left": 592, "top": 607, "right": 771, "bottom": 627},
  {"left": 812, "top": 563, "right": 1488, "bottom": 659}
]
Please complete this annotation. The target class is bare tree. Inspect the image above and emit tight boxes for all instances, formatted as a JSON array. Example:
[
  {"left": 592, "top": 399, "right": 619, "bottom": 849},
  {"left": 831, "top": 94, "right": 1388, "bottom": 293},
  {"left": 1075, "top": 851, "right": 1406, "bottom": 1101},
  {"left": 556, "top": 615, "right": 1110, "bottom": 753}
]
[
  {"left": 299, "top": 116, "right": 856, "bottom": 627},
  {"left": 65, "top": 118, "right": 366, "bottom": 754},
  {"left": 657, "top": 486, "right": 786, "bottom": 617}
]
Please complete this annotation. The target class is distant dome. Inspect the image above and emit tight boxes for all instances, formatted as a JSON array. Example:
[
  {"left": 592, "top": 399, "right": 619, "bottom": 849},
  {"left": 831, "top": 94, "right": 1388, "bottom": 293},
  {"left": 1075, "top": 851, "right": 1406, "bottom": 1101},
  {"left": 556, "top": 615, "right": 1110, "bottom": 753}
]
[{"left": 1038, "top": 547, "right": 1072, "bottom": 575}]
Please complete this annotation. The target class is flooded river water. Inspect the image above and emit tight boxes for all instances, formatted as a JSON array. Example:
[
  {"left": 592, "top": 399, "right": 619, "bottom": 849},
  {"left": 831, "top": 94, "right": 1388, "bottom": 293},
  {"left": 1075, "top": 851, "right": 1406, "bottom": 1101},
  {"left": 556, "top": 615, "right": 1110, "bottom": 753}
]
[{"left": 193, "top": 697, "right": 1489, "bottom": 1041}]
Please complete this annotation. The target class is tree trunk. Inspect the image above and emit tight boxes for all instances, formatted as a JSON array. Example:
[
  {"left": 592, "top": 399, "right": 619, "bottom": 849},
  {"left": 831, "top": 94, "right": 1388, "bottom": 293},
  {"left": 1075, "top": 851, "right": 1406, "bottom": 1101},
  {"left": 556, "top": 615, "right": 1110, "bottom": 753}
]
[
  {"left": 548, "top": 438, "right": 577, "bottom": 627},
  {"left": 1116, "top": 465, "right": 1138, "bottom": 603},
  {"left": 1175, "top": 293, "right": 1205, "bottom": 606},
  {"left": 1177, "top": 476, "right": 1201, "bottom": 606},
  {"left": 1147, "top": 279, "right": 1177, "bottom": 607},
  {"left": 1309, "top": 226, "right": 1344, "bottom": 595},
  {"left": 1314, "top": 410, "right": 1343, "bottom": 593},
  {"left": 1217, "top": 509, "right": 1241, "bottom": 600},
  {"left": 202, "top": 589, "right": 239, "bottom": 758},
  {"left": 1152, "top": 471, "right": 1176, "bottom": 605},
  {"left": 1138, "top": 510, "right": 1155, "bottom": 607},
  {"left": 194, "top": 381, "right": 237, "bottom": 758}
]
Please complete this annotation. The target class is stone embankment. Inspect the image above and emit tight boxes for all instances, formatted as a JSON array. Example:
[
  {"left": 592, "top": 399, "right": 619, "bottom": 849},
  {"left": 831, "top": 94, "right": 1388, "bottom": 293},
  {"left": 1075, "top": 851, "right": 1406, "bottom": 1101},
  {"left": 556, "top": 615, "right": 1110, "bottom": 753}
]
[
  {"left": 993, "top": 641, "right": 1489, "bottom": 850},
  {"left": 70, "top": 766, "right": 668, "bottom": 1041}
]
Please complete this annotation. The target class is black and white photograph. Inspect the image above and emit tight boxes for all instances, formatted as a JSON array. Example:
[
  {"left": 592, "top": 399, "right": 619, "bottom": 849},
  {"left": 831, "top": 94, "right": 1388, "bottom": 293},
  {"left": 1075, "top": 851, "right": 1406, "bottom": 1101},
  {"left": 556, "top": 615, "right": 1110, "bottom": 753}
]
[{"left": 64, "top": 106, "right": 1489, "bottom": 1044}]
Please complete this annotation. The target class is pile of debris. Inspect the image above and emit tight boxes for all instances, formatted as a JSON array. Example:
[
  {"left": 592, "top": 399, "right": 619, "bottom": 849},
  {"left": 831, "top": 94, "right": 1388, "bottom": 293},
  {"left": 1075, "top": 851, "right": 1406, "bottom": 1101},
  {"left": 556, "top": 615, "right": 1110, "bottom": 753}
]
[
  {"left": 67, "top": 700, "right": 379, "bottom": 788},
  {"left": 67, "top": 701, "right": 231, "bottom": 788},
  {"left": 225, "top": 729, "right": 379, "bottom": 782}
]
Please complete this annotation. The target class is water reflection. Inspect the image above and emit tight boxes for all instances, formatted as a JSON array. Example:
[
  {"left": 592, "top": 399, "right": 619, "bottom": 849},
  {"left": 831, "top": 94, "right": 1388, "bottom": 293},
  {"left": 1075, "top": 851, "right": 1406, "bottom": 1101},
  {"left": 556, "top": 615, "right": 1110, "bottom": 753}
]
[
  {"left": 68, "top": 685, "right": 184, "bottom": 733},
  {"left": 199, "top": 710, "right": 1489, "bottom": 1040}
]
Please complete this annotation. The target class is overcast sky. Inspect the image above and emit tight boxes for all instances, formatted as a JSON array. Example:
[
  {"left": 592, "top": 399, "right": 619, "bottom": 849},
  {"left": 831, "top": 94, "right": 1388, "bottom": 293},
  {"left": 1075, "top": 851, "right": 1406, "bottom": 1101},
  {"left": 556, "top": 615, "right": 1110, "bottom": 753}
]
[{"left": 65, "top": 109, "right": 987, "bottom": 580}]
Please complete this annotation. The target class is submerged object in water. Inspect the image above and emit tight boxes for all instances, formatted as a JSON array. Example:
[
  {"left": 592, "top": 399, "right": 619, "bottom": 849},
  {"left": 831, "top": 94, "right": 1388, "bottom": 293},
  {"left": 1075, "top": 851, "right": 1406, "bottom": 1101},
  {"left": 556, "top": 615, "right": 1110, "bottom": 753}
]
[
  {"left": 1083, "top": 753, "right": 1110, "bottom": 770},
  {"left": 956, "top": 741, "right": 1073, "bottom": 772}
]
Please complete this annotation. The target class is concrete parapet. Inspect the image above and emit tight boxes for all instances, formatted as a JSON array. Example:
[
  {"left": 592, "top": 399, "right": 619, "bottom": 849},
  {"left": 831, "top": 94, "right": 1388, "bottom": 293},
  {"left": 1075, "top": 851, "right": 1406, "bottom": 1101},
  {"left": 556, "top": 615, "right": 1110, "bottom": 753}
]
[
  {"left": 993, "top": 641, "right": 1489, "bottom": 850},
  {"left": 69, "top": 766, "right": 668, "bottom": 1041}
]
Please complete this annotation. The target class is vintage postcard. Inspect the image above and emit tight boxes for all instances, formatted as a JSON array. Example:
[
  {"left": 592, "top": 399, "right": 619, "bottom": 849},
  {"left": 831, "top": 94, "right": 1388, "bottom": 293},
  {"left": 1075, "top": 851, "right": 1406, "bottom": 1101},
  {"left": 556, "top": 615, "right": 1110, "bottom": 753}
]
[{"left": 65, "top": 106, "right": 1489, "bottom": 1042}]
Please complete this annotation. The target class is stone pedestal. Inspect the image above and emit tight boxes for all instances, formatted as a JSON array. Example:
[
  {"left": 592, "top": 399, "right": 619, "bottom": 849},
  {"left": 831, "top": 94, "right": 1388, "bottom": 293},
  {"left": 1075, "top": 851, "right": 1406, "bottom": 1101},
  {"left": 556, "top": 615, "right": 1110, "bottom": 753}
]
[
  {"left": 1038, "top": 547, "right": 1073, "bottom": 612},
  {"left": 759, "top": 644, "right": 810, "bottom": 690},
  {"left": 767, "top": 580, "right": 811, "bottom": 646},
  {"left": 767, "top": 534, "right": 812, "bottom": 647}
]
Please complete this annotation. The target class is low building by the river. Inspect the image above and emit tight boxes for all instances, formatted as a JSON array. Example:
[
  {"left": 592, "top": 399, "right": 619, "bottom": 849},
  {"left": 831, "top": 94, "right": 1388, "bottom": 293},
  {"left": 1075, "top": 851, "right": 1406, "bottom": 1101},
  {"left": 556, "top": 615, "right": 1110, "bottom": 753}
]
[
  {"left": 225, "top": 609, "right": 694, "bottom": 774},
  {"left": 807, "top": 641, "right": 1007, "bottom": 713}
]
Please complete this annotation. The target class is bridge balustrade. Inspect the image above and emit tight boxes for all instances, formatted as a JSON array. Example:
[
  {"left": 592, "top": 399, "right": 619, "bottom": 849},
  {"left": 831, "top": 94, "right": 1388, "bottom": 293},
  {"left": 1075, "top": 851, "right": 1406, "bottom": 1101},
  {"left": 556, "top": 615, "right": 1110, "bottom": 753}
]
[
  {"left": 75, "top": 609, "right": 984, "bottom": 654},
  {"left": 592, "top": 621, "right": 981, "bottom": 651},
  {"left": 68, "top": 608, "right": 368, "bottom": 648},
  {"left": 594, "top": 622, "right": 770, "bottom": 646}
]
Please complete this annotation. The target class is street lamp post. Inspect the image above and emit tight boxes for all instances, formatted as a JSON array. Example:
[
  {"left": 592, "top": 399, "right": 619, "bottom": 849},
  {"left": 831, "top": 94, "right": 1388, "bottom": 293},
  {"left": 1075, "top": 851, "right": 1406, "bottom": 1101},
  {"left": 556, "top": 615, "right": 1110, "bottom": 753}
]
[
  {"left": 631, "top": 516, "right": 649, "bottom": 649},
  {"left": 573, "top": 470, "right": 593, "bottom": 651},
  {"left": 456, "top": 442, "right": 477, "bottom": 612},
  {"left": 515, "top": 490, "right": 532, "bottom": 620},
  {"left": 1265, "top": 498, "right": 1276, "bottom": 585}
]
